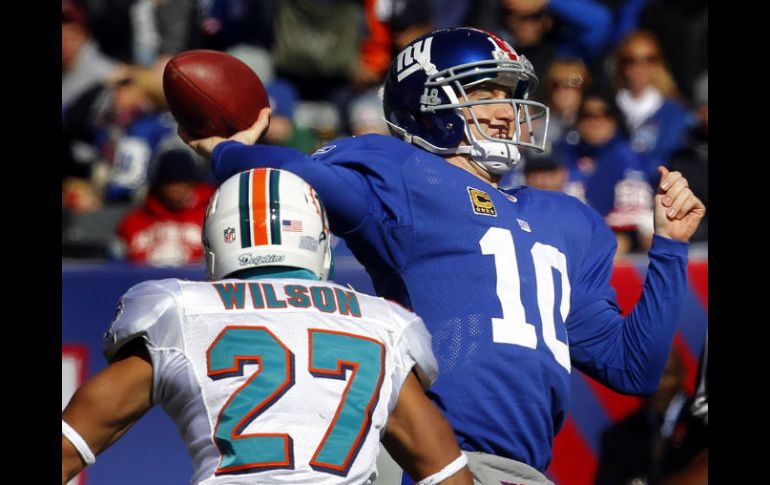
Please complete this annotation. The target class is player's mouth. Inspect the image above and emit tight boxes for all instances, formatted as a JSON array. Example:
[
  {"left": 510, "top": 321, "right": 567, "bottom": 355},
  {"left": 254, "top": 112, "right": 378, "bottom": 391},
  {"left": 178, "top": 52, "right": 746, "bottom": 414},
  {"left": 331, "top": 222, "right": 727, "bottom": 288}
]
[{"left": 489, "top": 129, "right": 510, "bottom": 140}]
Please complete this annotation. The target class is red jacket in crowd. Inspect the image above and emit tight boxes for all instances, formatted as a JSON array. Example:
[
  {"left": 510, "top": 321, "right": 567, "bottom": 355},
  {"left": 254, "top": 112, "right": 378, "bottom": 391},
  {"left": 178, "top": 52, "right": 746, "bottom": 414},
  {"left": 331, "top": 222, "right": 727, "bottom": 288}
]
[{"left": 116, "top": 184, "right": 215, "bottom": 266}]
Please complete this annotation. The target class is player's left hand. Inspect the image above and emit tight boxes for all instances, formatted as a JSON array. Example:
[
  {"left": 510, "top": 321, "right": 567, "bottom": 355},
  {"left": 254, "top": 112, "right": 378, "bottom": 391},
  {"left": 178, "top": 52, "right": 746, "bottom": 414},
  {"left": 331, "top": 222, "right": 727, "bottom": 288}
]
[
  {"left": 179, "top": 107, "right": 272, "bottom": 159},
  {"left": 653, "top": 166, "right": 706, "bottom": 242}
]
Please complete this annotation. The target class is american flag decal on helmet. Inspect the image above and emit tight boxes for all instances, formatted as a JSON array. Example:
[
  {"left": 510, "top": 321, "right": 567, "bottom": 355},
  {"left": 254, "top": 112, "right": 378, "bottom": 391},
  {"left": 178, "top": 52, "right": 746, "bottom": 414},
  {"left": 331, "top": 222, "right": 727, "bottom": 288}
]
[{"left": 282, "top": 219, "right": 303, "bottom": 232}]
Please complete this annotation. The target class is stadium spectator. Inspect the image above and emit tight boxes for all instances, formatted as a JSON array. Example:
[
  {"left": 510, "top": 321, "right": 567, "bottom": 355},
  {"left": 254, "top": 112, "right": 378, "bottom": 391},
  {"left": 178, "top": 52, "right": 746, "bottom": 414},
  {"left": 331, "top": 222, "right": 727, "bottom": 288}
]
[
  {"left": 226, "top": 43, "right": 276, "bottom": 85},
  {"left": 555, "top": 89, "right": 655, "bottom": 255},
  {"left": 271, "top": 0, "right": 364, "bottom": 133},
  {"left": 522, "top": 154, "right": 567, "bottom": 192},
  {"left": 540, "top": 57, "right": 591, "bottom": 151},
  {"left": 612, "top": 30, "right": 693, "bottom": 183},
  {"left": 383, "top": 0, "right": 434, "bottom": 53},
  {"left": 113, "top": 147, "right": 214, "bottom": 266},
  {"left": 347, "top": 89, "right": 389, "bottom": 136},
  {"left": 183, "top": 28, "right": 705, "bottom": 484},
  {"left": 351, "top": 0, "right": 393, "bottom": 90},
  {"left": 197, "top": 0, "right": 275, "bottom": 53},
  {"left": 62, "top": 168, "right": 472, "bottom": 485},
  {"left": 264, "top": 79, "right": 319, "bottom": 153},
  {"left": 62, "top": 0, "right": 122, "bottom": 111},
  {"left": 62, "top": 177, "right": 103, "bottom": 215},
  {"left": 96, "top": 64, "right": 177, "bottom": 203},
  {"left": 427, "top": 0, "right": 470, "bottom": 29},
  {"left": 669, "top": 71, "right": 708, "bottom": 244},
  {"left": 607, "top": 0, "right": 707, "bottom": 103},
  {"left": 473, "top": 0, "right": 612, "bottom": 99},
  {"left": 63, "top": 61, "right": 176, "bottom": 207}
]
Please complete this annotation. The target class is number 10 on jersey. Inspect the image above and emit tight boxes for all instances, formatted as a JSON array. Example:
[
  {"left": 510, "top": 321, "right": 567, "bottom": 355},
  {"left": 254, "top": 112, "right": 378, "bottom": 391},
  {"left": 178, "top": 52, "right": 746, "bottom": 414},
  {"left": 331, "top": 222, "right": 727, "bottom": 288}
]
[{"left": 481, "top": 227, "right": 571, "bottom": 371}]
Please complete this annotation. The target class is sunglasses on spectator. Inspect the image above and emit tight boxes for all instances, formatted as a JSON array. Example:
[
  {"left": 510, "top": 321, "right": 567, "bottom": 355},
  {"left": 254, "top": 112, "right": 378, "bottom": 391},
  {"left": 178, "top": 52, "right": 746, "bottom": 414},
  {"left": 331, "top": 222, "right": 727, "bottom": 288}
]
[
  {"left": 509, "top": 9, "right": 547, "bottom": 21},
  {"left": 620, "top": 55, "right": 660, "bottom": 66},
  {"left": 578, "top": 110, "right": 612, "bottom": 120},
  {"left": 550, "top": 75, "right": 584, "bottom": 90}
]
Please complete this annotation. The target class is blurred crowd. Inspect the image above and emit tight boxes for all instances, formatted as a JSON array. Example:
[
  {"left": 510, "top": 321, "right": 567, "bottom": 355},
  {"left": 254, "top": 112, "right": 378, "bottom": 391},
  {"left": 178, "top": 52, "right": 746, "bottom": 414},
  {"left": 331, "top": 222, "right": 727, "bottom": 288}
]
[{"left": 62, "top": 0, "right": 708, "bottom": 265}]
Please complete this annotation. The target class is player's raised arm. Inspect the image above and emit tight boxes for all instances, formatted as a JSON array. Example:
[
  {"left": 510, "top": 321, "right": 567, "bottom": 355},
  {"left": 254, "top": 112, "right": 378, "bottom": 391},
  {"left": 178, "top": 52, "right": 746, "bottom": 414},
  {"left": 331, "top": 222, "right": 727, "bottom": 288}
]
[
  {"left": 61, "top": 339, "right": 153, "bottom": 485},
  {"left": 568, "top": 166, "right": 705, "bottom": 395}
]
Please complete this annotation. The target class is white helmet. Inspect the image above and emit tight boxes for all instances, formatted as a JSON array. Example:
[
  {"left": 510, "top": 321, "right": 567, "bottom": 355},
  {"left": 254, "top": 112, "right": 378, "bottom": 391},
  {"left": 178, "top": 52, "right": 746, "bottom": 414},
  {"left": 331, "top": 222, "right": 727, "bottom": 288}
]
[{"left": 203, "top": 168, "right": 333, "bottom": 281}]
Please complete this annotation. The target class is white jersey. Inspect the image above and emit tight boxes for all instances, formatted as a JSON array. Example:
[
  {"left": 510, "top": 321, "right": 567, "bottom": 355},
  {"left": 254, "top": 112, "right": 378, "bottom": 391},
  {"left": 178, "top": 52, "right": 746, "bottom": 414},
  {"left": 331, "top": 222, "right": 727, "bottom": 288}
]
[{"left": 103, "top": 277, "right": 438, "bottom": 485}]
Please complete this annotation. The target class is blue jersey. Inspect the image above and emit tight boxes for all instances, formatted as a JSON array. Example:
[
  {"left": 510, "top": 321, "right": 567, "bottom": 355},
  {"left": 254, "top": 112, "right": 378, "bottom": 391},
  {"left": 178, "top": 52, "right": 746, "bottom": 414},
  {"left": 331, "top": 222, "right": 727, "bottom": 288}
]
[{"left": 211, "top": 134, "right": 689, "bottom": 471}]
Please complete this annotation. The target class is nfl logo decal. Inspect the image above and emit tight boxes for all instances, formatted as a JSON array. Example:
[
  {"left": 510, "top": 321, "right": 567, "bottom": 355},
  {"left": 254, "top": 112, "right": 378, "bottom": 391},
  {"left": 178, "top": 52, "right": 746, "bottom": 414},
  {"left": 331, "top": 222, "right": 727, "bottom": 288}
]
[
  {"left": 224, "top": 227, "right": 236, "bottom": 244},
  {"left": 467, "top": 187, "right": 497, "bottom": 216}
]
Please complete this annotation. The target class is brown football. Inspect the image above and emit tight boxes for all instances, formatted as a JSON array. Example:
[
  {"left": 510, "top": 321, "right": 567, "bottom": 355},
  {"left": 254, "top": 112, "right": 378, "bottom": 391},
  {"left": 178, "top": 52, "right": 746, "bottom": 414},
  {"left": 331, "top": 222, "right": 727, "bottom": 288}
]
[{"left": 162, "top": 50, "right": 268, "bottom": 139}]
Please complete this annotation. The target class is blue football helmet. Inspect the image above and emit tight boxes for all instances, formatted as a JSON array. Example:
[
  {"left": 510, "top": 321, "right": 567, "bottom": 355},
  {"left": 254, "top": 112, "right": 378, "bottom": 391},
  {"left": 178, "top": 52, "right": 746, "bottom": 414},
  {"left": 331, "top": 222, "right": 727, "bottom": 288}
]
[{"left": 382, "top": 27, "right": 549, "bottom": 175}]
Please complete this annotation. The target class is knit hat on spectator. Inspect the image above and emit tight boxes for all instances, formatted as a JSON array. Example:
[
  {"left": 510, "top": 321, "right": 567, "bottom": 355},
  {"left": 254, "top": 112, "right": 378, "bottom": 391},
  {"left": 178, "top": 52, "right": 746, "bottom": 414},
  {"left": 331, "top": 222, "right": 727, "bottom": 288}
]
[
  {"left": 62, "top": 1, "right": 89, "bottom": 27},
  {"left": 524, "top": 154, "right": 564, "bottom": 174},
  {"left": 266, "top": 80, "right": 298, "bottom": 120},
  {"left": 388, "top": 0, "right": 431, "bottom": 32},
  {"left": 150, "top": 149, "right": 203, "bottom": 187},
  {"left": 348, "top": 91, "right": 387, "bottom": 132}
]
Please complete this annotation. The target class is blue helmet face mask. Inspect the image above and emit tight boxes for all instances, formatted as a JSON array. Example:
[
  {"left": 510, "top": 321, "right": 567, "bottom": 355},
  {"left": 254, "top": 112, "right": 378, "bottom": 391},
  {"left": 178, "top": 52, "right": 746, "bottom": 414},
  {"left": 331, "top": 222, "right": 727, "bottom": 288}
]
[{"left": 383, "top": 27, "right": 550, "bottom": 175}]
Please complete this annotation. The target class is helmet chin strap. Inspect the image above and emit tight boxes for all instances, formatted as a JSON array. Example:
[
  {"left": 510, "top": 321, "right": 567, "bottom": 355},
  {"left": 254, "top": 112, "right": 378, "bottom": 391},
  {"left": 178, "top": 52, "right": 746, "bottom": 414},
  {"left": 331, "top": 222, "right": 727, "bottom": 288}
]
[
  {"left": 455, "top": 140, "right": 521, "bottom": 176},
  {"left": 455, "top": 117, "right": 522, "bottom": 175}
]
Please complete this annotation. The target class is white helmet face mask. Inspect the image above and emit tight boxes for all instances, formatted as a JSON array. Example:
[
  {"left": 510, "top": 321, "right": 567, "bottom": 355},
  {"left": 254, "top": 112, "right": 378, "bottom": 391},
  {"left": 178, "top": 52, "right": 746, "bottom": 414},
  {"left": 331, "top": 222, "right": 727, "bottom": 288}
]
[
  {"left": 203, "top": 168, "right": 333, "bottom": 281},
  {"left": 382, "top": 28, "right": 550, "bottom": 176}
]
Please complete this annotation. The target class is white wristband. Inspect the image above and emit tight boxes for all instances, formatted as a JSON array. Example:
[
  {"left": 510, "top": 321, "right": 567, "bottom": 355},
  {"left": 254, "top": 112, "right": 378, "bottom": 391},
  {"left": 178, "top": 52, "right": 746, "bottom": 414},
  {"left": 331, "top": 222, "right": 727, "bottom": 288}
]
[
  {"left": 416, "top": 452, "right": 468, "bottom": 485},
  {"left": 62, "top": 420, "right": 96, "bottom": 466}
]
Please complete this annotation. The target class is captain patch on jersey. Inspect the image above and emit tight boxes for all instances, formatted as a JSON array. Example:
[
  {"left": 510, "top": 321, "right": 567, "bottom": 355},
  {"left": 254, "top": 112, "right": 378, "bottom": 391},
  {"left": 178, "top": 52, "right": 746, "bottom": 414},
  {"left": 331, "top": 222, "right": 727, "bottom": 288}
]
[{"left": 467, "top": 187, "right": 497, "bottom": 216}]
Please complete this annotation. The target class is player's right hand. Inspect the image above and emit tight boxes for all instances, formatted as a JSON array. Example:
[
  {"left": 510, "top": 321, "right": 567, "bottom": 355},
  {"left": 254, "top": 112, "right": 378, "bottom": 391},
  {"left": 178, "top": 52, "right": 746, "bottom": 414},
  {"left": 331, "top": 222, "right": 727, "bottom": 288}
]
[{"left": 179, "top": 107, "right": 272, "bottom": 158}]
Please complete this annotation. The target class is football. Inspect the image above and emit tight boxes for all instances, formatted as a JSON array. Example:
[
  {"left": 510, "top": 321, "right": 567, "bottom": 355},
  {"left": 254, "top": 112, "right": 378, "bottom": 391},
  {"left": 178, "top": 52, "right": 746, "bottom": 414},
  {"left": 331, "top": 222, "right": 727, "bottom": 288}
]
[{"left": 163, "top": 50, "right": 268, "bottom": 139}]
